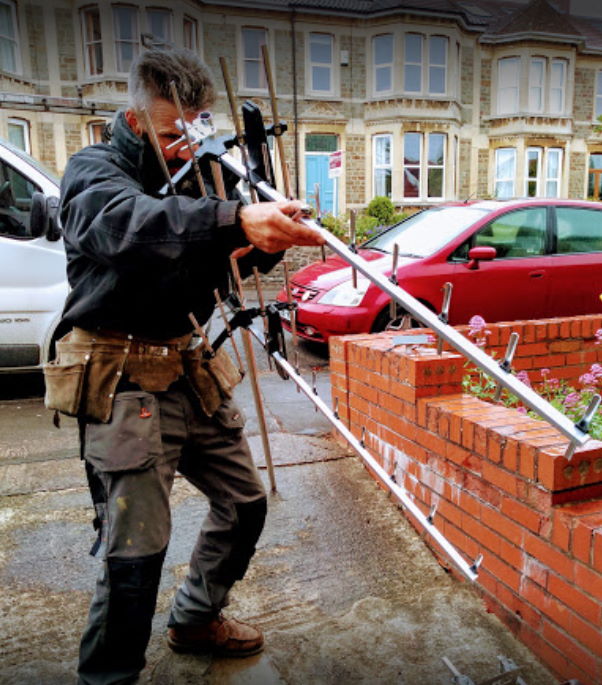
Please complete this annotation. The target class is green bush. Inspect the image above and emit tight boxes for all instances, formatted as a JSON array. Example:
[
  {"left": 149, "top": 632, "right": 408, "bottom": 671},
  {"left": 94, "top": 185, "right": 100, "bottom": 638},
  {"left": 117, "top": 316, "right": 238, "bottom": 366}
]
[{"left": 365, "top": 196, "right": 396, "bottom": 225}]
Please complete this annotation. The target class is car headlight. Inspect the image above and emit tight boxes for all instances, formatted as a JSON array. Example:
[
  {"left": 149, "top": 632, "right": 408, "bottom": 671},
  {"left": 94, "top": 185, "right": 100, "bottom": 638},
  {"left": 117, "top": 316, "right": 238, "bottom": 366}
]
[{"left": 318, "top": 279, "right": 370, "bottom": 307}]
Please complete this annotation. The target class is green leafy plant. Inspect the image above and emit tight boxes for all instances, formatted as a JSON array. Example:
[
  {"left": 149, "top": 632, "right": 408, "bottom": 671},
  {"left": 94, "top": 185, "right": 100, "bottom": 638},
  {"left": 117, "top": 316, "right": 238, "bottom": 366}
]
[{"left": 366, "top": 196, "right": 396, "bottom": 225}]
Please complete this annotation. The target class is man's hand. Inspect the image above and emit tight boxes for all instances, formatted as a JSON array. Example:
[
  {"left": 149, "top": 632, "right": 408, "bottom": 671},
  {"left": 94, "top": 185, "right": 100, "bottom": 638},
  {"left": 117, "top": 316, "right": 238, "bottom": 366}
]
[{"left": 239, "top": 200, "right": 325, "bottom": 254}]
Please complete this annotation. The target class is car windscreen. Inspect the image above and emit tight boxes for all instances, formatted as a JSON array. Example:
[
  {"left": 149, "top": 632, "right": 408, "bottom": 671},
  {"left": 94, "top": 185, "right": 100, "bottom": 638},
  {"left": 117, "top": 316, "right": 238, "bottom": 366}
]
[{"left": 362, "top": 206, "right": 490, "bottom": 257}]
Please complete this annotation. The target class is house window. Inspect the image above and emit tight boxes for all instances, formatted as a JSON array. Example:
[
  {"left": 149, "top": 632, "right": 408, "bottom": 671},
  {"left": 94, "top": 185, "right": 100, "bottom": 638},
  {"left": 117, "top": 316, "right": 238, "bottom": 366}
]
[
  {"left": 242, "top": 27, "right": 267, "bottom": 90},
  {"left": 494, "top": 147, "right": 516, "bottom": 199},
  {"left": 7, "top": 118, "right": 30, "bottom": 153},
  {"left": 525, "top": 147, "right": 542, "bottom": 197},
  {"left": 402, "top": 132, "right": 446, "bottom": 200},
  {"left": 309, "top": 33, "right": 333, "bottom": 93},
  {"left": 373, "top": 34, "right": 393, "bottom": 95},
  {"left": 0, "top": 0, "right": 19, "bottom": 74},
  {"left": 183, "top": 16, "right": 197, "bottom": 51},
  {"left": 404, "top": 34, "right": 422, "bottom": 93},
  {"left": 81, "top": 6, "right": 103, "bottom": 76},
  {"left": 545, "top": 148, "right": 562, "bottom": 197},
  {"left": 550, "top": 59, "right": 566, "bottom": 114},
  {"left": 497, "top": 57, "right": 519, "bottom": 115},
  {"left": 113, "top": 5, "right": 139, "bottom": 73},
  {"left": 373, "top": 134, "right": 392, "bottom": 198},
  {"left": 146, "top": 8, "right": 171, "bottom": 48},
  {"left": 529, "top": 58, "right": 545, "bottom": 113},
  {"left": 427, "top": 132, "right": 445, "bottom": 198},
  {"left": 88, "top": 120, "right": 107, "bottom": 144},
  {"left": 589, "top": 153, "right": 602, "bottom": 199},
  {"left": 428, "top": 36, "right": 447, "bottom": 95},
  {"left": 595, "top": 71, "right": 602, "bottom": 121}
]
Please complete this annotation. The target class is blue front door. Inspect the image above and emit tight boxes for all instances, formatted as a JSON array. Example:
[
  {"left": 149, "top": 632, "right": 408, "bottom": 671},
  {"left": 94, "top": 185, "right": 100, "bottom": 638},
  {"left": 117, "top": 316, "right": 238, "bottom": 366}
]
[{"left": 306, "top": 154, "right": 336, "bottom": 215}]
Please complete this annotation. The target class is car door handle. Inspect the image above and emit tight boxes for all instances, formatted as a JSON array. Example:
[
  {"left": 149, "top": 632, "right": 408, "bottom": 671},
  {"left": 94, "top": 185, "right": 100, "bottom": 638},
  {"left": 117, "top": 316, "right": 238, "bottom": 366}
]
[{"left": 529, "top": 270, "right": 545, "bottom": 279}]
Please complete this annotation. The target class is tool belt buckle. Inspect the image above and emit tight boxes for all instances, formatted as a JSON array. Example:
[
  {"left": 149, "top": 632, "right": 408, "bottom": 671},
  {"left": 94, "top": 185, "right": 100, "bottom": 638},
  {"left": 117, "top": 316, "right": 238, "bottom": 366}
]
[{"left": 148, "top": 345, "right": 169, "bottom": 357}]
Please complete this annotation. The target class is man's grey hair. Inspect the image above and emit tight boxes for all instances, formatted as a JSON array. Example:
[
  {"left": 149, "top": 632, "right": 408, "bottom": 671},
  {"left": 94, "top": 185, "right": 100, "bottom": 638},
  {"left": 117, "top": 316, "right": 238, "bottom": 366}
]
[{"left": 128, "top": 48, "right": 216, "bottom": 113}]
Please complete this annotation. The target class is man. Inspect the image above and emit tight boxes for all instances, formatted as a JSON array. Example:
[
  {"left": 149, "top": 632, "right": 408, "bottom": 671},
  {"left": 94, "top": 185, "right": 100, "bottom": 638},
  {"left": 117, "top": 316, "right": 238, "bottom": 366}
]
[{"left": 54, "top": 48, "right": 324, "bottom": 684}]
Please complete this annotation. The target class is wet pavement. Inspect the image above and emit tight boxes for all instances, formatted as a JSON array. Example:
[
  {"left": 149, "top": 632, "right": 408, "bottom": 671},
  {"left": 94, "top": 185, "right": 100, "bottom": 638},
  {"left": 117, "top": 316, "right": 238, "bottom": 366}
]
[{"left": 0, "top": 323, "right": 560, "bottom": 685}]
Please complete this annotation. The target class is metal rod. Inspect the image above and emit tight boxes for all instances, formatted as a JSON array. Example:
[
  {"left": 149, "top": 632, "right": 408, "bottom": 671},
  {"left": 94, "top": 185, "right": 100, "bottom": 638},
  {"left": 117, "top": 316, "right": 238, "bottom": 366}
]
[
  {"left": 230, "top": 257, "right": 277, "bottom": 492},
  {"left": 242, "top": 317, "right": 479, "bottom": 582},
  {"left": 261, "top": 44, "right": 292, "bottom": 199},
  {"left": 210, "top": 160, "right": 227, "bottom": 200},
  {"left": 219, "top": 57, "right": 258, "bottom": 204},
  {"left": 252, "top": 266, "right": 273, "bottom": 371},
  {"left": 283, "top": 260, "right": 298, "bottom": 348},
  {"left": 139, "top": 107, "right": 176, "bottom": 194},
  {"left": 261, "top": 142, "right": 274, "bottom": 186},
  {"left": 188, "top": 312, "right": 214, "bottom": 355},
  {"left": 349, "top": 209, "right": 358, "bottom": 289},
  {"left": 168, "top": 81, "right": 207, "bottom": 197},
  {"left": 437, "top": 282, "right": 453, "bottom": 355},
  {"left": 213, "top": 288, "right": 245, "bottom": 375},
  {"left": 493, "top": 332, "right": 520, "bottom": 402},
  {"left": 314, "top": 183, "right": 326, "bottom": 261},
  {"left": 218, "top": 151, "right": 591, "bottom": 447},
  {"left": 389, "top": 243, "right": 399, "bottom": 321}
]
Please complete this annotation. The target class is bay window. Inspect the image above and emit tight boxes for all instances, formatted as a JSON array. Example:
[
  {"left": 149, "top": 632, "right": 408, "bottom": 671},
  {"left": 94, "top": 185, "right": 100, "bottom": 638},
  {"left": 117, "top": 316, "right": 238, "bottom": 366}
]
[
  {"left": 373, "top": 134, "right": 392, "bottom": 198},
  {"left": 0, "top": 0, "right": 19, "bottom": 74},
  {"left": 113, "top": 5, "right": 139, "bottom": 73},
  {"left": 494, "top": 148, "right": 516, "bottom": 199},
  {"left": 497, "top": 57, "right": 519, "bottom": 115},
  {"left": 403, "top": 132, "right": 446, "bottom": 200},
  {"left": 81, "top": 6, "right": 103, "bottom": 76},
  {"left": 373, "top": 34, "right": 393, "bottom": 95},
  {"left": 183, "top": 16, "right": 198, "bottom": 51},
  {"left": 146, "top": 8, "right": 172, "bottom": 48},
  {"left": 404, "top": 33, "right": 448, "bottom": 96}
]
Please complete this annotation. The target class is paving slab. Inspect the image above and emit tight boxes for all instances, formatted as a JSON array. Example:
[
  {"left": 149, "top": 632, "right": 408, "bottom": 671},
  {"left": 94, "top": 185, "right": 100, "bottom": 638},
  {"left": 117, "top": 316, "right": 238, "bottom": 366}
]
[{"left": 0, "top": 435, "right": 557, "bottom": 685}]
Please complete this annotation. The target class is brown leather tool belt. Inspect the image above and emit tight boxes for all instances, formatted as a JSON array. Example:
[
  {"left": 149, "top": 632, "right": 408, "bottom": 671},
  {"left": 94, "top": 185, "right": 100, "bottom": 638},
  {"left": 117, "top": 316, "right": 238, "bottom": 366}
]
[{"left": 43, "top": 327, "right": 242, "bottom": 423}]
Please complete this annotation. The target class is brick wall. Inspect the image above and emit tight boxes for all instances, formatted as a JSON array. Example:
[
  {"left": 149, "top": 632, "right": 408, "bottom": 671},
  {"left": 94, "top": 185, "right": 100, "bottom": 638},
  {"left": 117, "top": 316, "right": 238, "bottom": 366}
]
[
  {"left": 574, "top": 67, "right": 595, "bottom": 123},
  {"left": 26, "top": 3, "right": 48, "bottom": 83},
  {"left": 330, "top": 315, "right": 602, "bottom": 684},
  {"left": 55, "top": 7, "right": 77, "bottom": 82},
  {"left": 569, "top": 151, "right": 587, "bottom": 199}
]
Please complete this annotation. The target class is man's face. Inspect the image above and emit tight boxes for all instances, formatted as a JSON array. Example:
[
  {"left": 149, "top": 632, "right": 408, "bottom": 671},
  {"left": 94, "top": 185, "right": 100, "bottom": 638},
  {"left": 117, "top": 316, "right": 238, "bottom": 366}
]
[{"left": 125, "top": 98, "right": 204, "bottom": 175}]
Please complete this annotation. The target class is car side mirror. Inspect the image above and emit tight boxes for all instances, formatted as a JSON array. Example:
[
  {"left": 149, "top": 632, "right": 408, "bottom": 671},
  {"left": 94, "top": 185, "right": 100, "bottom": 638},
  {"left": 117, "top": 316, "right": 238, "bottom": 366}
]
[
  {"left": 466, "top": 246, "right": 496, "bottom": 270},
  {"left": 30, "top": 192, "right": 61, "bottom": 241}
]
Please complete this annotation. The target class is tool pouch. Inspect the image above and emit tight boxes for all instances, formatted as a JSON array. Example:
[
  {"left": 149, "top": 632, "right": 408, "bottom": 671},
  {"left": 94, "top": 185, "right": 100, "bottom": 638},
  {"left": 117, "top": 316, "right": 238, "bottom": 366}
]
[
  {"left": 183, "top": 346, "right": 243, "bottom": 417},
  {"left": 44, "top": 332, "right": 127, "bottom": 423}
]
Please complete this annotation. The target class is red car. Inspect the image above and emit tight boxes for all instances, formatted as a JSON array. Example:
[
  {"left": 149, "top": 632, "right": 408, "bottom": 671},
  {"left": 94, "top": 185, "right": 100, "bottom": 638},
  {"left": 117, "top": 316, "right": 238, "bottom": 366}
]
[{"left": 277, "top": 199, "right": 602, "bottom": 343}]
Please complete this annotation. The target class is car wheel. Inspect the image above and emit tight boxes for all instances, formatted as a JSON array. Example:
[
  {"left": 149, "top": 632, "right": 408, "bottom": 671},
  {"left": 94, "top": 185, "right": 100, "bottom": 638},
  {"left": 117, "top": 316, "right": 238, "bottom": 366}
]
[{"left": 370, "top": 304, "right": 429, "bottom": 333}]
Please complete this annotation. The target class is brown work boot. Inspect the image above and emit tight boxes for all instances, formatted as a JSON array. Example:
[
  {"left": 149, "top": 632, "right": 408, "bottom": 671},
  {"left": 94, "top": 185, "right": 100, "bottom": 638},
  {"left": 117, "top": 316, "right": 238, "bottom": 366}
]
[{"left": 167, "top": 614, "right": 264, "bottom": 657}]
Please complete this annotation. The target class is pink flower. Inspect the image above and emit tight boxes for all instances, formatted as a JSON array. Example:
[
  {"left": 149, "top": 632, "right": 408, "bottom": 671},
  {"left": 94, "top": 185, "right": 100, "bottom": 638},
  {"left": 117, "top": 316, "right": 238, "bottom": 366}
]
[
  {"left": 564, "top": 392, "right": 580, "bottom": 408},
  {"left": 580, "top": 372, "right": 597, "bottom": 387},
  {"left": 595, "top": 329, "right": 602, "bottom": 345},
  {"left": 540, "top": 368, "right": 551, "bottom": 378},
  {"left": 547, "top": 377, "right": 559, "bottom": 388},
  {"left": 516, "top": 370, "right": 531, "bottom": 387},
  {"left": 468, "top": 315, "right": 487, "bottom": 333},
  {"left": 517, "top": 406, "right": 527, "bottom": 414},
  {"left": 591, "top": 363, "right": 602, "bottom": 378}
]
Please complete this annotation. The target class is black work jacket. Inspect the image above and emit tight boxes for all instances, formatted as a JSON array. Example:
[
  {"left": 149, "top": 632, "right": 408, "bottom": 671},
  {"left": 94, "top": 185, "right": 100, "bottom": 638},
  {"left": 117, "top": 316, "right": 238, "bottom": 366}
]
[{"left": 59, "top": 111, "right": 280, "bottom": 339}]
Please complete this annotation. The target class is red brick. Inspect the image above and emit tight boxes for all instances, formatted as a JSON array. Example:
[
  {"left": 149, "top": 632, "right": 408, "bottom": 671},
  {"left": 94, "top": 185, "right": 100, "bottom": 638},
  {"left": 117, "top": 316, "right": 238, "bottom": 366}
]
[
  {"left": 481, "top": 462, "right": 519, "bottom": 497},
  {"left": 547, "top": 574, "right": 601, "bottom": 625},
  {"left": 525, "top": 533, "right": 576, "bottom": 581},
  {"left": 551, "top": 510, "right": 571, "bottom": 552},
  {"left": 572, "top": 521, "right": 593, "bottom": 565},
  {"left": 501, "top": 497, "right": 543, "bottom": 534},
  {"left": 542, "top": 619, "right": 599, "bottom": 682},
  {"left": 574, "top": 562, "right": 602, "bottom": 603},
  {"left": 481, "top": 505, "right": 524, "bottom": 546}
]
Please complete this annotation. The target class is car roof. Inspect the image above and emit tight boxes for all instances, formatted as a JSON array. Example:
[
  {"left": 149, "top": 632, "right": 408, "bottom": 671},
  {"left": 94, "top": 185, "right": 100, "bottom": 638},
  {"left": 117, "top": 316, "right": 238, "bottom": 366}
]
[
  {"left": 463, "top": 198, "right": 602, "bottom": 211},
  {"left": 0, "top": 137, "right": 60, "bottom": 187}
]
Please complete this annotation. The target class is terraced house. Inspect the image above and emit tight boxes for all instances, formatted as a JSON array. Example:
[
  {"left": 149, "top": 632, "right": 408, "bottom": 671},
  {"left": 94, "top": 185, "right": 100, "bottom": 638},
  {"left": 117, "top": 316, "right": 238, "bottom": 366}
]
[{"left": 3, "top": 0, "right": 602, "bottom": 214}]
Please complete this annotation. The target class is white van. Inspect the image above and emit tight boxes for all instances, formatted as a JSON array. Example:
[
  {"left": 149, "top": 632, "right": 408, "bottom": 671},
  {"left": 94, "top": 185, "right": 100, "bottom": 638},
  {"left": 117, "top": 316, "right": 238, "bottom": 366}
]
[{"left": 0, "top": 139, "right": 67, "bottom": 372}]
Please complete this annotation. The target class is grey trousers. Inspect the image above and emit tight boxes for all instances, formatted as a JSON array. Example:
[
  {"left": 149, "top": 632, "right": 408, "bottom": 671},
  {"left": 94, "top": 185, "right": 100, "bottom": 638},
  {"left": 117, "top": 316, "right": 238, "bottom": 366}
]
[{"left": 77, "top": 384, "right": 267, "bottom": 685}]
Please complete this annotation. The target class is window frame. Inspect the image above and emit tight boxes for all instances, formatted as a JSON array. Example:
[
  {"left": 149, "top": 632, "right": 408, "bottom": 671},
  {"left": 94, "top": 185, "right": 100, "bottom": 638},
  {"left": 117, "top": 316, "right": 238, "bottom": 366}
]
[
  {"left": 113, "top": 4, "right": 140, "bottom": 74},
  {"left": 403, "top": 33, "right": 448, "bottom": 96},
  {"left": 372, "top": 33, "right": 394, "bottom": 96},
  {"left": 81, "top": 5, "right": 103, "bottom": 76},
  {"left": 402, "top": 131, "right": 447, "bottom": 201},
  {"left": 0, "top": 0, "right": 20, "bottom": 75},
  {"left": 529, "top": 57, "right": 545, "bottom": 113},
  {"left": 549, "top": 58, "right": 567, "bottom": 115},
  {"left": 427, "top": 132, "right": 446, "bottom": 199},
  {"left": 7, "top": 117, "right": 30, "bottom": 154},
  {"left": 308, "top": 32, "right": 335, "bottom": 96},
  {"left": 497, "top": 56, "right": 520, "bottom": 115},
  {"left": 183, "top": 15, "right": 198, "bottom": 52},
  {"left": 146, "top": 7, "right": 172, "bottom": 48},
  {"left": 428, "top": 35, "right": 448, "bottom": 96},
  {"left": 373, "top": 133, "right": 392, "bottom": 198},
  {"left": 494, "top": 147, "right": 516, "bottom": 199},
  {"left": 403, "top": 33, "right": 423, "bottom": 94},
  {"left": 525, "top": 146, "right": 542, "bottom": 197},
  {"left": 544, "top": 147, "right": 562, "bottom": 198},
  {"left": 240, "top": 26, "right": 268, "bottom": 92}
]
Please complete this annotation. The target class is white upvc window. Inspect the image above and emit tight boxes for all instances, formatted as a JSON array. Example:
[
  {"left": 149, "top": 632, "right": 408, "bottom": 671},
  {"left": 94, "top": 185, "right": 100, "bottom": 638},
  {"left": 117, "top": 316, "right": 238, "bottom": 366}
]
[
  {"left": 494, "top": 147, "right": 516, "bottom": 199},
  {"left": 146, "top": 8, "right": 172, "bottom": 48},
  {"left": 241, "top": 27, "right": 267, "bottom": 90},
  {"left": 113, "top": 5, "right": 139, "bottom": 73},
  {"left": 7, "top": 117, "right": 30, "bottom": 153},
  {"left": 0, "top": 0, "right": 20, "bottom": 74},
  {"left": 403, "top": 33, "right": 448, "bottom": 95},
  {"left": 525, "top": 147, "right": 542, "bottom": 197},
  {"left": 550, "top": 59, "right": 567, "bottom": 114},
  {"left": 81, "top": 6, "right": 103, "bottom": 76},
  {"left": 428, "top": 36, "right": 447, "bottom": 95},
  {"left": 545, "top": 147, "right": 562, "bottom": 197},
  {"left": 596, "top": 71, "right": 602, "bottom": 120},
  {"left": 183, "top": 15, "right": 198, "bottom": 52},
  {"left": 373, "top": 34, "right": 393, "bottom": 95},
  {"left": 373, "top": 134, "right": 392, "bottom": 198},
  {"left": 497, "top": 57, "right": 519, "bottom": 115},
  {"left": 309, "top": 32, "right": 333, "bottom": 94},
  {"left": 402, "top": 132, "right": 446, "bottom": 200},
  {"left": 529, "top": 58, "right": 545, "bottom": 113},
  {"left": 404, "top": 33, "right": 423, "bottom": 93}
]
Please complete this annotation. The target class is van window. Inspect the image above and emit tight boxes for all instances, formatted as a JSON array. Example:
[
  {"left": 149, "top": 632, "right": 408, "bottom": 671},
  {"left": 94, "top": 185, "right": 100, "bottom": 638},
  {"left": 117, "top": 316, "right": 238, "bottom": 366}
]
[{"left": 0, "top": 157, "right": 41, "bottom": 239}]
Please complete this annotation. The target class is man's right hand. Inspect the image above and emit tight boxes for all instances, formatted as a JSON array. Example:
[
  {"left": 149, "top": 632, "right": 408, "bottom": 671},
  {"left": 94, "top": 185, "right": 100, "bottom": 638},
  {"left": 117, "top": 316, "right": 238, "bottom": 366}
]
[{"left": 239, "top": 200, "right": 326, "bottom": 254}]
